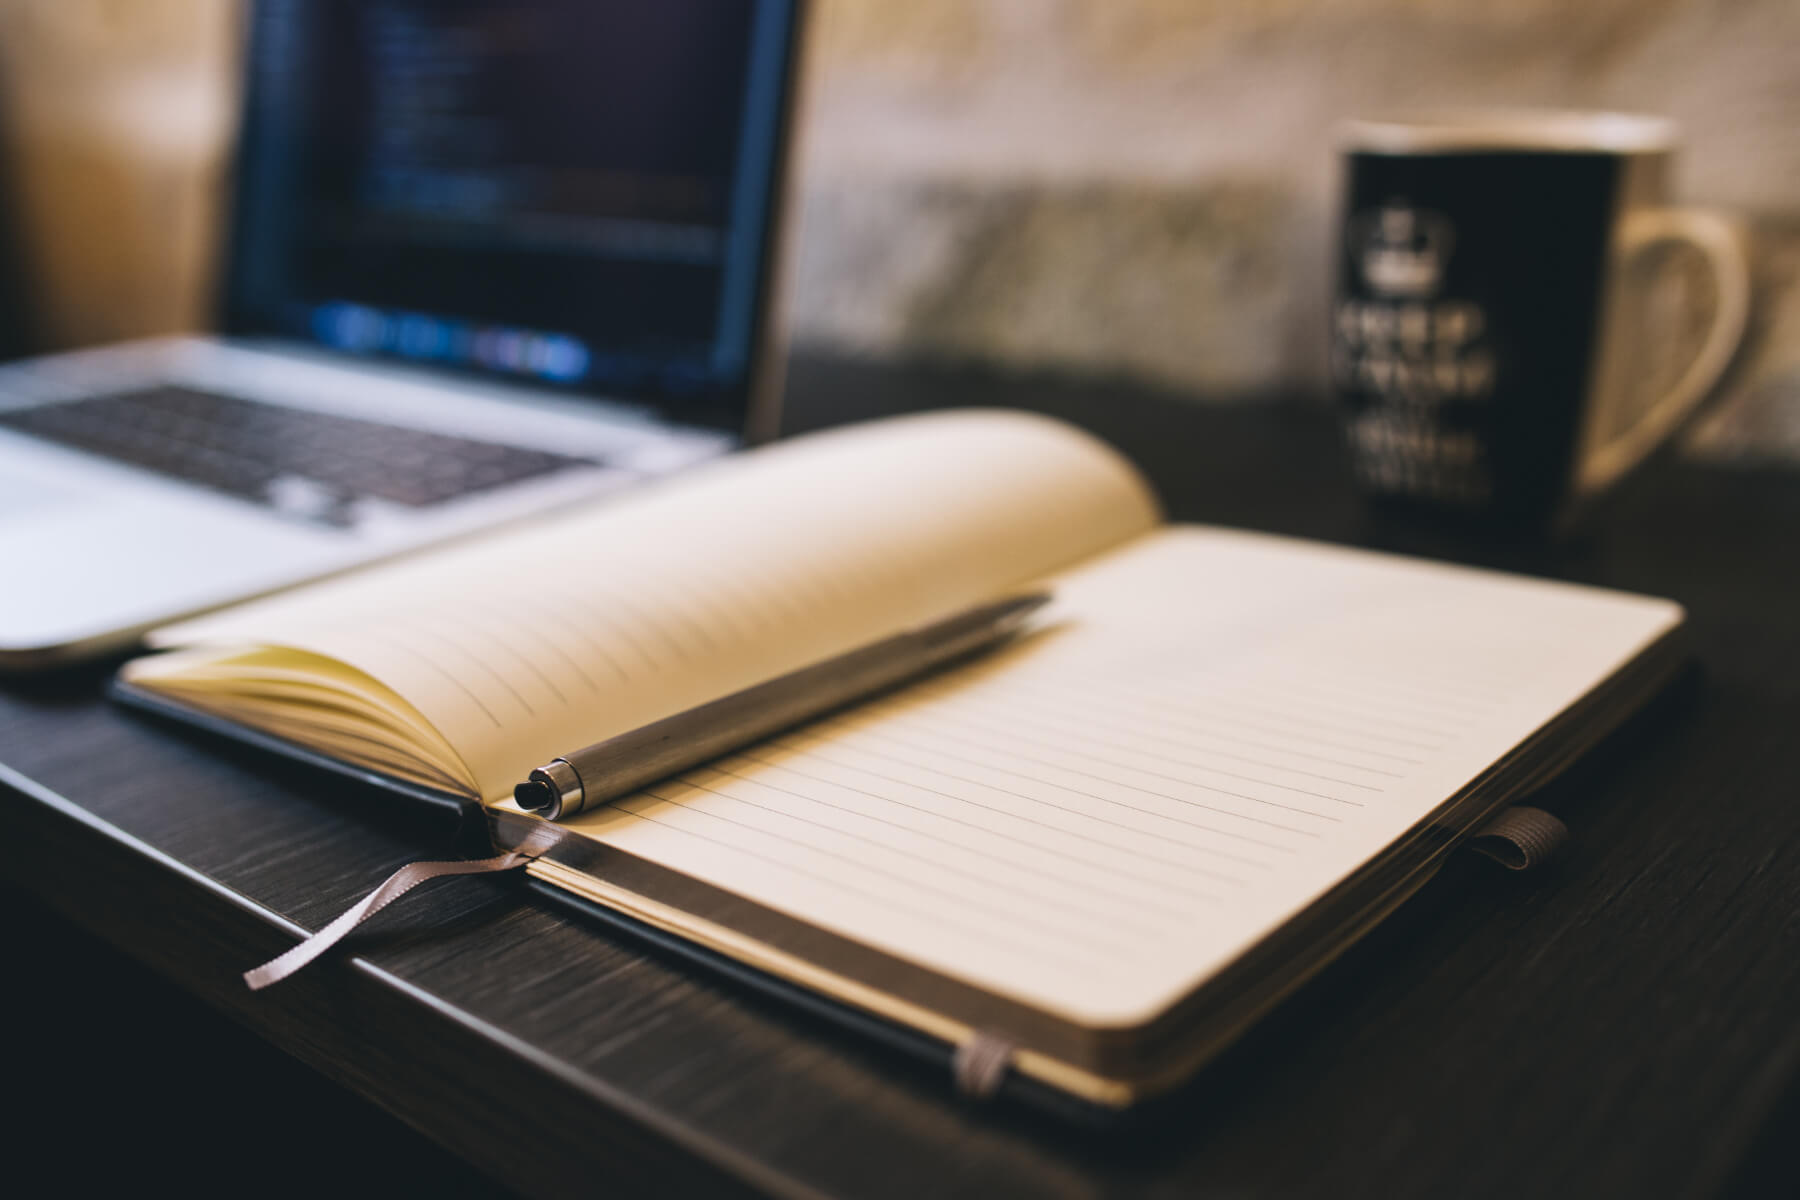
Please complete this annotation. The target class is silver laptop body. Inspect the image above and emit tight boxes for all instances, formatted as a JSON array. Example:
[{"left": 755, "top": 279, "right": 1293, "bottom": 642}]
[{"left": 0, "top": 0, "right": 802, "bottom": 668}]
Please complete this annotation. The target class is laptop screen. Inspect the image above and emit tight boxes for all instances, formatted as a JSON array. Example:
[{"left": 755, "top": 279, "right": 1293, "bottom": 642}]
[{"left": 220, "top": 0, "right": 800, "bottom": 434}]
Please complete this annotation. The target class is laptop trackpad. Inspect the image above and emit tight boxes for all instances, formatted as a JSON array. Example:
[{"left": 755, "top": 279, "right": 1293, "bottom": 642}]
[{"left": 0, "top": 467, "right": 92, "bottom": 520}]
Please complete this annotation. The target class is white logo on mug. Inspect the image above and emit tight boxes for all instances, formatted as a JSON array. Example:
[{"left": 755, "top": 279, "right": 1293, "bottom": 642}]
[{"left": 1355, "top": 205, "right": 1453, "bottom": 298}]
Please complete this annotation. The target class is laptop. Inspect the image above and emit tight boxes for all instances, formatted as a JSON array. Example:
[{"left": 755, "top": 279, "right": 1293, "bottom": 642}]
[{"left": 0, "top": 0, "right": 802, "bottom": 670}]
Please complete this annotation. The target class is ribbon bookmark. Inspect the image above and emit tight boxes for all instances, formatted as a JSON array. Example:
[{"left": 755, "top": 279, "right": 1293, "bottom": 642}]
[{"left": 245, "top": 827, "right": 559, "bottom": 990}]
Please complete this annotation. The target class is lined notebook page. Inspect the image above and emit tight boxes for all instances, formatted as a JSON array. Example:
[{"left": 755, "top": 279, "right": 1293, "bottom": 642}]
[
  {"left": 548, "top": 528, "right": 1683, "bottom": 1028},
  {"left": 136, "top": 411, "right": 1159, "bottom": 800}
]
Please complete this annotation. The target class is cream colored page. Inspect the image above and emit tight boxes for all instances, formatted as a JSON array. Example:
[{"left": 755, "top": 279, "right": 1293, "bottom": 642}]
[
  {"left": 137, "top": 411, "right": 1159, "bottom": 800},
  {"left": 550, "top": 527, "right": 1682, "bottom": 1028}
]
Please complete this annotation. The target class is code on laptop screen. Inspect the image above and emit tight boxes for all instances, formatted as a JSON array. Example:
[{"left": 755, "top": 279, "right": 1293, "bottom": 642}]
[{"left": 223, "top": 0, "right": 796, "bottom": 425}]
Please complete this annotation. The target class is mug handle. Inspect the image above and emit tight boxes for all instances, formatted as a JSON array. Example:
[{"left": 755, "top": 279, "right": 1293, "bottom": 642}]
[{"left": 1577, "top": 208, "right": 1750, "bottom": 495}]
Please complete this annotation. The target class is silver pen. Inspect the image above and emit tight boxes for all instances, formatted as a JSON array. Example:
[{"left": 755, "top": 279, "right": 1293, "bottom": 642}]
[{"left": 513, "top": 592, "right": 1051, "bottom": 821}]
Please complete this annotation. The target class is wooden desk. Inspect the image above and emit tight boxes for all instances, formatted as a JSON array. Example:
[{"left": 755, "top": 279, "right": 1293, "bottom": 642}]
[{"left": 5, "top": 357, "right": 1799, "bottom": 1198}]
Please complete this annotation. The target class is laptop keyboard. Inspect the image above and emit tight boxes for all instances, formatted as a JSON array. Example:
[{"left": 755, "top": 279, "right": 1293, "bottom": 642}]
[{"left": 0, "top": 385, "right": 600, "bottom": 525}]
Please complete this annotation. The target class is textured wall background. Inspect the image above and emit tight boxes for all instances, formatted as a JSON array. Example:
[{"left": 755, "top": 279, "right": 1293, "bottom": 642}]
[
  {"left": 792, "top": 0, "right": 1800, "bottom": 436},
  {"left": 0, "top": 0, "right": 1796, "bottom": 446}
]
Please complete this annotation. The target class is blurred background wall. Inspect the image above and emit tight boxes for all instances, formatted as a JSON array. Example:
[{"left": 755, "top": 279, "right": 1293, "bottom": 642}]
[
  {"left": 0, "top": 0, "right": 1795, "bottom": 453},
  {"left": 0, "top": 0, "right": 234, "bottom": 348}
]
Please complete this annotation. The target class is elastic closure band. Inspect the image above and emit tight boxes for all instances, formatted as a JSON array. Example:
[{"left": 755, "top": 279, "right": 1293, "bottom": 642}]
[
  {"left": 953, "top": 1030, "right": 1017, "bottom": 1100},
  {"left": 1466, "top": 805, "right": 1569, "bottom": 871}
]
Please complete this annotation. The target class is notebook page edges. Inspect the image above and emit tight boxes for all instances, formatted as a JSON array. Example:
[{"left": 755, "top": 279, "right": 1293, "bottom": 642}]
[
  {"left": 122, "top": 644, "right": 473, "bottom": 793},
  {"left": 131, "top": 411, "right": 1160, "bottom": 803},
  {"left": 538, "top": 527, "right": 1683, "bottom": 1031}
]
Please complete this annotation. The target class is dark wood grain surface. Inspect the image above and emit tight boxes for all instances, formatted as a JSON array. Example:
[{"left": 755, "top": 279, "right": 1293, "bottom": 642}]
[{"left": 5, "top": 356, "right": 1799, "bottom": 1198}]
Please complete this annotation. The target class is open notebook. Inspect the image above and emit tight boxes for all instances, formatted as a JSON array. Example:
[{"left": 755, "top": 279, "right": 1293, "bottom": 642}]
[{"left": 114, "top": 410, "right": 1686, "bottom": 1111}]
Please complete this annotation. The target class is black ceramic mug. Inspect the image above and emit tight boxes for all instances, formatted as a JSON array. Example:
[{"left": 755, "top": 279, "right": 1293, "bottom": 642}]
[{"left": 1332, "top": 112, "right": 1748, "bottom": 529}]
